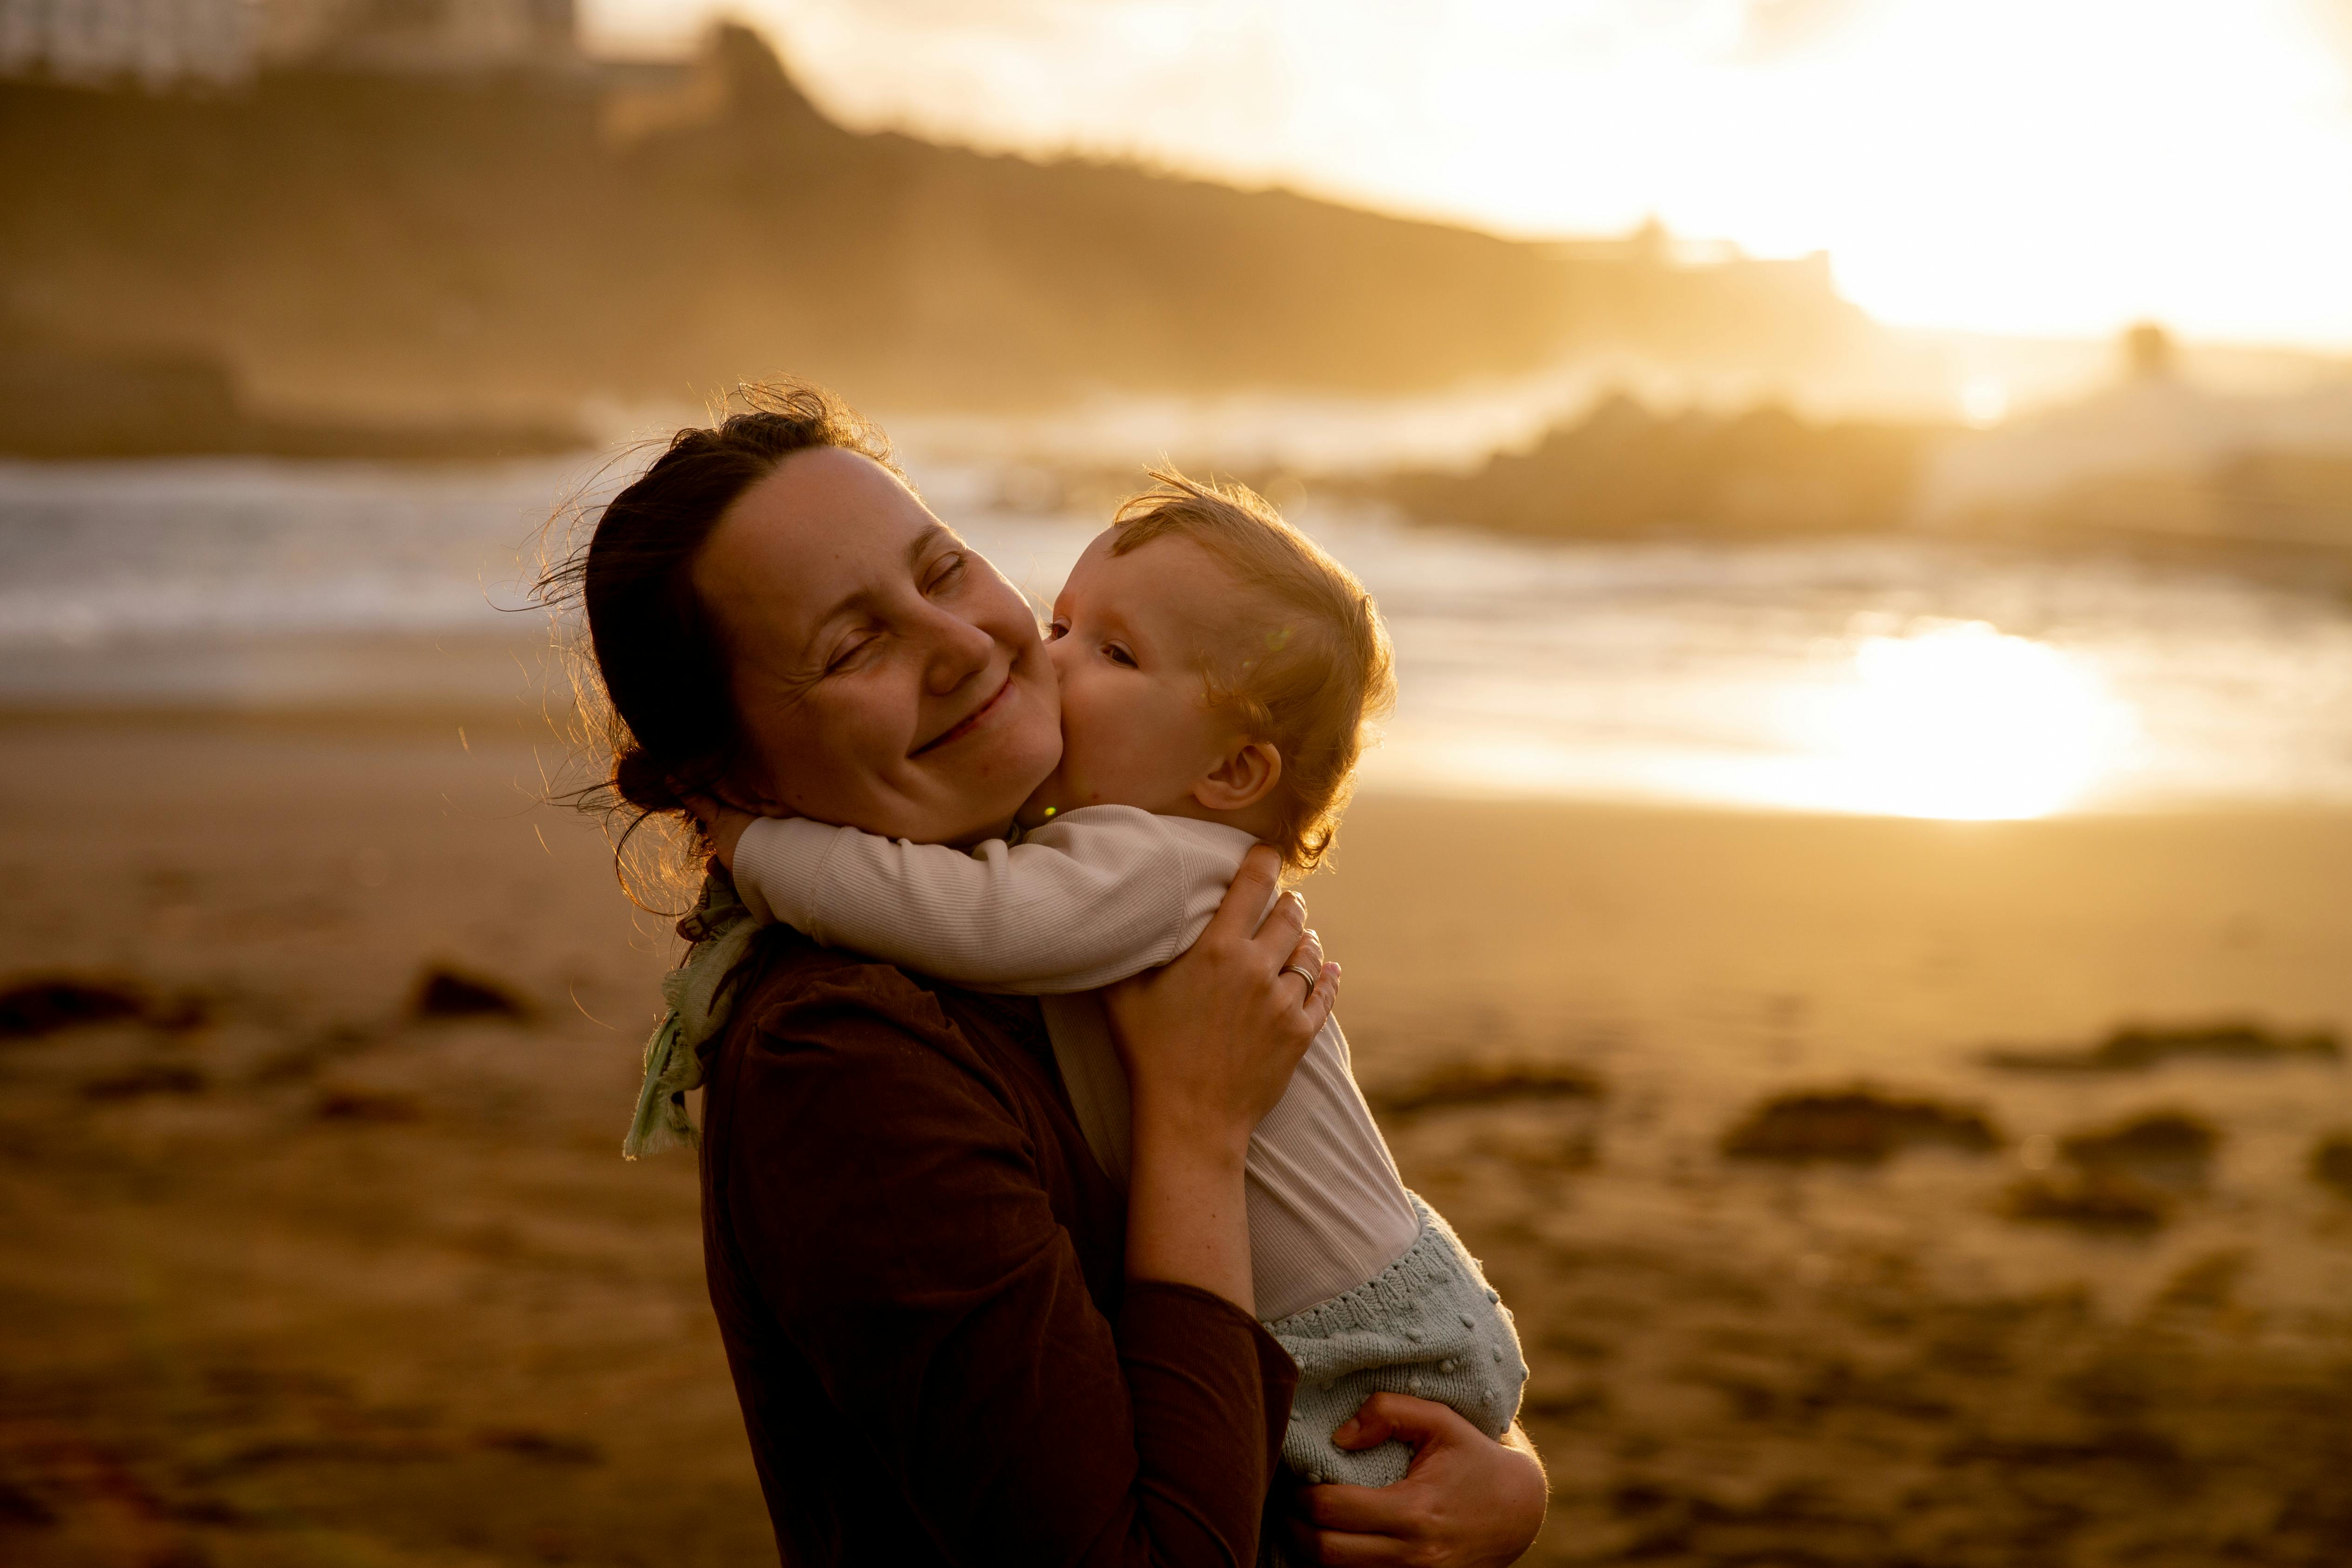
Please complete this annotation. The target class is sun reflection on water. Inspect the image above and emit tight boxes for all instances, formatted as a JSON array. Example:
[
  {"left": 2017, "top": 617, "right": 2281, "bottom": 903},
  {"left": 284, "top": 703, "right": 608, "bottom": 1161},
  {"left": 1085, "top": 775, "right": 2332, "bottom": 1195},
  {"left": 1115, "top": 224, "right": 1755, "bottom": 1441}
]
[
  {"left": 1367, "top": 614, "right": 2143, "bottom": 820},
  {"left": 1810, "top": 622, "right": 2134, "bottom": 819}
]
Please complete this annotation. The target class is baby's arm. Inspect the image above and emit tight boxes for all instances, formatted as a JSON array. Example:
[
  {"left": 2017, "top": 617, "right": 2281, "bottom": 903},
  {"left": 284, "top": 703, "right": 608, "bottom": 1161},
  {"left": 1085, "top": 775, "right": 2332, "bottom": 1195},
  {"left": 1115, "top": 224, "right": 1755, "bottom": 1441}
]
[{"left": 729, "top": 806, "right": 1229, "bottom": 994}]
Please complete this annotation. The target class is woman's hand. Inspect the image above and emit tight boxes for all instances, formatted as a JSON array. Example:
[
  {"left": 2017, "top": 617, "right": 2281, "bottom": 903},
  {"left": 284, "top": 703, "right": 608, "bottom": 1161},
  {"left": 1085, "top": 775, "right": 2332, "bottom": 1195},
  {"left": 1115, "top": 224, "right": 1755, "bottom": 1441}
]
[
  {"left": 682, "top": 793, "right": 759, "bottom": 870},
  {"left": 1104, "top": 845, "right": 1338, "bottom": 1157},
  {"left": 1104, "top": 845, "right": 1338, "bottom": 1312},
  {"left": 1286, "top": 1396, "right": 1548, "bottom": 1567}
]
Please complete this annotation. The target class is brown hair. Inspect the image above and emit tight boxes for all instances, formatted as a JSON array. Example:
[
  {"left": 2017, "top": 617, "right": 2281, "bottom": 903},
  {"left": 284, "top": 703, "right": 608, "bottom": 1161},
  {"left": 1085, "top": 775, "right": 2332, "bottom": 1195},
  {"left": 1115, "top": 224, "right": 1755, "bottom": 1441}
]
[
  {"left": 1108, "top": 469, "right": 1395, "bottom": 873},
  {"left": 537, "top": 381, "right": 897, "bottom": 881}
]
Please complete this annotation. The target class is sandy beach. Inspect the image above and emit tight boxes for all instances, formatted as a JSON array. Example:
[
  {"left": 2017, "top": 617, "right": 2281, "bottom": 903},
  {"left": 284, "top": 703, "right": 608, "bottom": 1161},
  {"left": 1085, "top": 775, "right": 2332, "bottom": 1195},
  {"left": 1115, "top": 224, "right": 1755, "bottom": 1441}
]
[{"left": 3, "top": 713, "right": 2349, "bottom": 1566}]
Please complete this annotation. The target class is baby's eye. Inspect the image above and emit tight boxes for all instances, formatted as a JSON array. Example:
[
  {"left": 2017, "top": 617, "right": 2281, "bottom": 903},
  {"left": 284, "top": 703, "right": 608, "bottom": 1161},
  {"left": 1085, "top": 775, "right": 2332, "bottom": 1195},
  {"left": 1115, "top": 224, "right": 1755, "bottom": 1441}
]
[
  {"left": 1104, "top": 643, "right": 1138, "bottom": 669},
  {"left": 1046, "top": 619, "right": 1070, "bottom": 641}
]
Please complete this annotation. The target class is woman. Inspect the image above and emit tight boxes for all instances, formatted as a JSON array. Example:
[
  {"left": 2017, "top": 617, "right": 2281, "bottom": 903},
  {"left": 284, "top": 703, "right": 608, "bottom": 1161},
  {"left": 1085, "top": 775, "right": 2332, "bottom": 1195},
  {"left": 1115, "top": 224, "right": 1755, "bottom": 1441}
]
[{"left": 560, "top": 384, "right": 1547, "bottom": 1564}]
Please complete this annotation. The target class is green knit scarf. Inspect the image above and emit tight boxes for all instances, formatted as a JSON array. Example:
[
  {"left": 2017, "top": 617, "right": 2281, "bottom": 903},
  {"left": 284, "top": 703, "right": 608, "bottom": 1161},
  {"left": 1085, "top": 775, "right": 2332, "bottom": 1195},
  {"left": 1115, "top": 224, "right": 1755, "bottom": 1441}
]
[{"left": 623, "top": 873, "right": 760, "bottom": 1160}]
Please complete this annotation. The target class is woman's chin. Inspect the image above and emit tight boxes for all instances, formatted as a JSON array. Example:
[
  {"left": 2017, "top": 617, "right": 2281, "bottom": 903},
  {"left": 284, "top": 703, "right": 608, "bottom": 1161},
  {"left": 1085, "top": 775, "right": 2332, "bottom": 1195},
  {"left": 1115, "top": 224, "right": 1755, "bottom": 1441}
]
[
  {"left": 1013, "top": 788, "right": 1064, "bottom": 831},
  {"left": 992, "top": 677, "right": 1064, "bottom": 816}
]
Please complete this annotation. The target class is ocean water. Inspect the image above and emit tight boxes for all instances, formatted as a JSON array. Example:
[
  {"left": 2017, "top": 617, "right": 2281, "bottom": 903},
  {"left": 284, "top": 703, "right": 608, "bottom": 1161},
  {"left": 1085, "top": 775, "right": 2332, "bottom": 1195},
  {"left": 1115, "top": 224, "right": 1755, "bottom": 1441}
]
[{"left": 6, "top": 448, "right": 2352, "bottom": 819}]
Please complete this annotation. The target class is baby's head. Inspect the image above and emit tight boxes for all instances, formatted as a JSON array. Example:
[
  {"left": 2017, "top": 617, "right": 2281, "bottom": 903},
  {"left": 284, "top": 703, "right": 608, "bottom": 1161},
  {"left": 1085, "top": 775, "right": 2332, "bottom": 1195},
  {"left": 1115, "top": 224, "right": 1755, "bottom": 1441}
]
[{"left": 1024, "top": 470, "right": 1395, "bottom": 872}]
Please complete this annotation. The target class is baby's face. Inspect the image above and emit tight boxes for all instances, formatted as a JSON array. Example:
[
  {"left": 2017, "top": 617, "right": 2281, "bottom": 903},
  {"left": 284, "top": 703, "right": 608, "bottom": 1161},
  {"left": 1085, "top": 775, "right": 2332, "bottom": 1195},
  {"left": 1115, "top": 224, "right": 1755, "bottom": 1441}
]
[{"left": 1019, "top": 530, "right": 1246, "bottom": 825}]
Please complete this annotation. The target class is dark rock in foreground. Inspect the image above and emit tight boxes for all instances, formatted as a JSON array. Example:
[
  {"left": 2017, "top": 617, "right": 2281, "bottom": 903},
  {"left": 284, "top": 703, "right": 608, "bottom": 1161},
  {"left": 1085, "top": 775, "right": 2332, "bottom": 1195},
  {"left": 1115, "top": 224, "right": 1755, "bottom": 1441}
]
[
  {"left": 81, "top": 1062, "right": 209, "bottom": 1100},
  {"left": 2004, "top": 1171, "right": 2175, "bottom": 1234},
  {"left": 1984, "top": 1018, "right": 2341, "bottom": 1074},
  {"left": 2061, "top": 1110, "right": 2219, "bottom": 1192},
  {"left": 1369, "top": 1059, "right": 1604, "bottom": 1117},
  {"left": 1721, "top": 1088, "right": 2002, "bottom": 1165},
  {"left": 2003, "top": 1110, "right": 2222, "bottom": 1234},
  {"left": 411, "top": 965, "right": 532, "bottom": 1022},
  {"left": 316, "top": 1087, "right": 425, "bottom": 1123},
  {"left": 0, "top": 975, "right": 148, "bottom": 1039},
  {"left": 2311, "top": 1133, "right": 2352, "bottom": 1199}
]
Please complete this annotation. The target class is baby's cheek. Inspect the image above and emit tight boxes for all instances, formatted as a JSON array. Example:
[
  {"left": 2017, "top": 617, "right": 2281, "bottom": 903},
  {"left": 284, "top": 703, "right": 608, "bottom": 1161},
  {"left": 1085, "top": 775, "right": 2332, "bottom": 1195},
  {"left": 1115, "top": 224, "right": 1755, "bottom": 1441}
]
[{"left": 1070, "top": 708, "right": 1144, "bottom": 789}]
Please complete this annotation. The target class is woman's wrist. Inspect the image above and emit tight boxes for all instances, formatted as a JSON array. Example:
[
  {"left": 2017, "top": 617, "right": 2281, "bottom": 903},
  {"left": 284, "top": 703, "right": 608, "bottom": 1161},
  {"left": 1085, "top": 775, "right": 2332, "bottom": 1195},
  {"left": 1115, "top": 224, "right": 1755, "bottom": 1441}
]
[{"left": 1129, "top": 1095, "right": 1255, "bottom": 1173}]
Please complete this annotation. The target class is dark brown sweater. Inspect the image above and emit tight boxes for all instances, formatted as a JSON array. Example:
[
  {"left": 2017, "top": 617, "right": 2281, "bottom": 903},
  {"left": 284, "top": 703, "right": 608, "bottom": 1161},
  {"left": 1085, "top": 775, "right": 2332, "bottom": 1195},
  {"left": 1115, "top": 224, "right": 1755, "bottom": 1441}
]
[{"left": 699, "top": 925, "right": 1299, "bottom": 1566}]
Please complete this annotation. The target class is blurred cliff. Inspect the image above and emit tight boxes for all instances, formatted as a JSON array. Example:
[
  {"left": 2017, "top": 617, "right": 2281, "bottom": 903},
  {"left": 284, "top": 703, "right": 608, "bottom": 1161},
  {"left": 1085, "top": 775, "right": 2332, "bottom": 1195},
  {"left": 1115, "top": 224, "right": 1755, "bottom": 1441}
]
[{"left": 0, "top": 2, "right": 1875, "bottom": 447}]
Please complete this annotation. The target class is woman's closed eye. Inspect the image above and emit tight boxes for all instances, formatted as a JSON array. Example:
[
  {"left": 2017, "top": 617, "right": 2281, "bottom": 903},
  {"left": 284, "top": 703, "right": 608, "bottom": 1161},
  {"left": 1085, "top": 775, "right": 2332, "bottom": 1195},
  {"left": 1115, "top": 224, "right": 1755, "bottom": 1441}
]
[
  {"left": 821, "top": 554, "right": 968, "bottom": 675},
  {"left": 924, "top": 551, "right": 968, "bottom": 596},
  {"left": 823, "top": 628, "right": 880, "bottom": 676}
]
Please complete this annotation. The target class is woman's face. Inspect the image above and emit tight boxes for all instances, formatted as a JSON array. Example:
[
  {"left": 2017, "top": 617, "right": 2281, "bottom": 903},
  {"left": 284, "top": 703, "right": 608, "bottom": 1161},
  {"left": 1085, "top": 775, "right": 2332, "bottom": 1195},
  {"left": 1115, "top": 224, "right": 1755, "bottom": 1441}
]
[{"left": 694, "top": 446, "right": 1061, "bottom": 845}]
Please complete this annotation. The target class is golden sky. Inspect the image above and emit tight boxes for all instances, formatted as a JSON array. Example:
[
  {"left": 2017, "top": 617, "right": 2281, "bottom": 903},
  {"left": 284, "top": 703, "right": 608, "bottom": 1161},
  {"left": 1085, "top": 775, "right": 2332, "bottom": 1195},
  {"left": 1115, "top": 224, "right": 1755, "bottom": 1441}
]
[{"left": 584, "top": 0, "right": 2352, "bottom": 348}]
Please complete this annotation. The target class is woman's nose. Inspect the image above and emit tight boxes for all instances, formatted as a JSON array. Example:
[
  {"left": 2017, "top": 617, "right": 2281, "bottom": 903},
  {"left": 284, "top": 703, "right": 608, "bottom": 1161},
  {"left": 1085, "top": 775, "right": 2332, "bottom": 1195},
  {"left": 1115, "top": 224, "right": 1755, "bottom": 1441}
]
[{"left": 920, "top": 603, "right": 996, "bottom": 695}]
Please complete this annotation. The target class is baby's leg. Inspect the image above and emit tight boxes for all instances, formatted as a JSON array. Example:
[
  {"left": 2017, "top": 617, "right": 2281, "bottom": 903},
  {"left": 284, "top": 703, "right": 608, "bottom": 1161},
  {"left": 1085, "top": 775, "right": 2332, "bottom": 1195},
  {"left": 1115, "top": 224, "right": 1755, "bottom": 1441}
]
[{"left": 1261, "top": 1196, "right": 1527, "bottom": 1488}]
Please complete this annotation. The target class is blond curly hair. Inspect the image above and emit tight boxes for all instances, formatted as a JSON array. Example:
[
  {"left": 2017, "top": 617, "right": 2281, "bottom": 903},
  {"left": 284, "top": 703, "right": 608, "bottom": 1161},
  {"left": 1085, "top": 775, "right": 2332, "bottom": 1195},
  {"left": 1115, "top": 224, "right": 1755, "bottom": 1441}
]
[{"left": 1107, "top": 470, "right": 1396, "bottom": 873}]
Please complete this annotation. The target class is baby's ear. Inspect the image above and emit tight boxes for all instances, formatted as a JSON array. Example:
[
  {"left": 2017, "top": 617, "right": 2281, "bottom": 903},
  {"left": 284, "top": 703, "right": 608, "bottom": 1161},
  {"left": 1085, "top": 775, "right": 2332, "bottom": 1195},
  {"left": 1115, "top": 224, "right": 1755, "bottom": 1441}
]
[{"left": 1192, "top": 739, "right": 1283, "bottom": 812}]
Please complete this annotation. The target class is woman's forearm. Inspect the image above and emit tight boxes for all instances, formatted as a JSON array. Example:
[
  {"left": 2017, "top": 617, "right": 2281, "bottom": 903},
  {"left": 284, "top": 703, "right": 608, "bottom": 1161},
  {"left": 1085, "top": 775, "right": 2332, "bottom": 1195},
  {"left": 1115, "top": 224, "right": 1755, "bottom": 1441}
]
[{"left": 1125, "top": 1114, "right": 1255, "bottom": 1314}]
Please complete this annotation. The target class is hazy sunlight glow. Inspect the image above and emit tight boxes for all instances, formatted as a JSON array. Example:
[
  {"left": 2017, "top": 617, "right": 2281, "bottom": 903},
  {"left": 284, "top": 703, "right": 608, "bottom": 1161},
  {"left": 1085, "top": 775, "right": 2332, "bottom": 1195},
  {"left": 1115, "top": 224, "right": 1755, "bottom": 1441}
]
[
  {"left": 623, "top": 0, "right": 2352, "bottom": 346},
  {"left": 1823, "top": 623, "right": 2129, "bottom": 820}
]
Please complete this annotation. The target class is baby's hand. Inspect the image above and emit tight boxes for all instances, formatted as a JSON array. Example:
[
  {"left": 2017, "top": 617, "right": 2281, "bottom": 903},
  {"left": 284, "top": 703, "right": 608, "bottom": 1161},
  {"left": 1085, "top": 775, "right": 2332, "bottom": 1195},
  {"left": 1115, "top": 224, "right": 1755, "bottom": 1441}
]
[{"left": 682, "top": 794, "right": 757, "bottom": 870}]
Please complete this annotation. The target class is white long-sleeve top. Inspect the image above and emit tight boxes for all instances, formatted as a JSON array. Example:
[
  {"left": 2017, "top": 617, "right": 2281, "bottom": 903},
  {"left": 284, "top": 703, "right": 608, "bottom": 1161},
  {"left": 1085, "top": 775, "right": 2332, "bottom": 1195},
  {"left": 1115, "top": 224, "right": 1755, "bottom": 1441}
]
[{"left": 733, "top": 804, "right": 1422, "bottom": 1322}]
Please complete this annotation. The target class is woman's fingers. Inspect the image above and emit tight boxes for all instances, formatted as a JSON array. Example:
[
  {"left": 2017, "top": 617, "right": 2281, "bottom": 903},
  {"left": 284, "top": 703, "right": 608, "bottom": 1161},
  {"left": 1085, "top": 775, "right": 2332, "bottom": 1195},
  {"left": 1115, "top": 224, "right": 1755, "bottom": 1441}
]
[
  {"left": 1206, "top": 845, "right": 1286, "bottom": 942},
  {"left": 1254, "top": 887, "right": 1309, "bottom": 959},
  {"left": 1292, "top": 1396, "right": 1549, "bottom": 1567},
  {"left": 1285, "top": 932, "right": 1324, "bottom": 995},
  {"left": 1302, "top": 962, "right": 1340, "bottom": 1033},
  {"left": 1331, "top": 1391, "right": 1450, "bottom": 1451}
]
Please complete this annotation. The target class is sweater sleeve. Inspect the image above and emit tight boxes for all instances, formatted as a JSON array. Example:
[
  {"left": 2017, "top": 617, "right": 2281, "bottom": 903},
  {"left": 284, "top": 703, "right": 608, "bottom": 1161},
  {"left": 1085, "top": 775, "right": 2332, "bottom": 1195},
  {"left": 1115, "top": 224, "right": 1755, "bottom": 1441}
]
[
  {"left": 716, "top": 972, "right": 1293, "bottom": 1565},
  {"left": 730, "top": 806, "right": 1222, "bottom": 993}
]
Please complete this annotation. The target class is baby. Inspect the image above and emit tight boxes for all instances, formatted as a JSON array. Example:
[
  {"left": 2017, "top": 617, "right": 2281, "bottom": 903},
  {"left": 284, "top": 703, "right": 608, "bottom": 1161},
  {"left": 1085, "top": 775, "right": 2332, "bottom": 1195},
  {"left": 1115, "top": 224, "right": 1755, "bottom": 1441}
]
[{"left": 683, "top": 471, "right": 1524, "bottom": 1491}]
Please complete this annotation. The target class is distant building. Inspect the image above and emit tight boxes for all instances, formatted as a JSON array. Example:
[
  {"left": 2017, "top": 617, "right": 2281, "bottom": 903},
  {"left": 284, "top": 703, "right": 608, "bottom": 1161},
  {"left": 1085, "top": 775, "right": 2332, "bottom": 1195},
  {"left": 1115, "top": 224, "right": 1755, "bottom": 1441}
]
[
  {"left": 261, "top": 0, "right": 575, "bottom": 76},
  {"left": 1545, "top": 217, "right": 1755, "bottom": 271},
  {"left": 0, "top": 0, "right": 573, "bottom": 87},
  {"left": 2121, "top": 320, "right": 2178, "bottom": 382},
  {"left": 0, "top": 0, "right": 253, "bottom": 85}
]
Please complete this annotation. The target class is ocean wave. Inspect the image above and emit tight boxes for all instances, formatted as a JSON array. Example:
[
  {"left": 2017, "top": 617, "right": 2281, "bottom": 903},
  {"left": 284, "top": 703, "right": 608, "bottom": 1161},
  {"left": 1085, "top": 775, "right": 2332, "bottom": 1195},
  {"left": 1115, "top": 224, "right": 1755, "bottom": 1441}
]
[{"left": 7, "top": 454, "right": 2351, "bottom": 814}]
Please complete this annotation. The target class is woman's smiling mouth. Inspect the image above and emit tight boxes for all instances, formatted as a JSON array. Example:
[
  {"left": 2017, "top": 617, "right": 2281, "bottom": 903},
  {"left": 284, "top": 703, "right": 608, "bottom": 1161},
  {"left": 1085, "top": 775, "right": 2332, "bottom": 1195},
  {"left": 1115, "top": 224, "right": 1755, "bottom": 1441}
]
[{"left": 911, "top": 670, "right": 1017, "bottom": 756}]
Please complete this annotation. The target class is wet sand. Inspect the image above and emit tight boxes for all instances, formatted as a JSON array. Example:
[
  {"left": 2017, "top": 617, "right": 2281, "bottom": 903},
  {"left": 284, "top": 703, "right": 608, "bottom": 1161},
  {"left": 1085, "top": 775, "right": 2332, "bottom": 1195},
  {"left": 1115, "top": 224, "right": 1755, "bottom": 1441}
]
[{"left": 3, "top": 716, "right": 2348, "bottom": 1566}]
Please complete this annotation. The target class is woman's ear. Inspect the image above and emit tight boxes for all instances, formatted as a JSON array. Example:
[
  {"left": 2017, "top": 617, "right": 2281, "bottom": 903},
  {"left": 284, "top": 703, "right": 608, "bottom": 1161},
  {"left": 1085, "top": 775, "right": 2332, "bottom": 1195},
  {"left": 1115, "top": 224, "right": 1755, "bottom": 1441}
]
[
  {"left": 706, "top": 757, "right": 784, "bottom": 818},
  {"left": 1191, "top": 738, "right": 1282, "bottom": 813}
]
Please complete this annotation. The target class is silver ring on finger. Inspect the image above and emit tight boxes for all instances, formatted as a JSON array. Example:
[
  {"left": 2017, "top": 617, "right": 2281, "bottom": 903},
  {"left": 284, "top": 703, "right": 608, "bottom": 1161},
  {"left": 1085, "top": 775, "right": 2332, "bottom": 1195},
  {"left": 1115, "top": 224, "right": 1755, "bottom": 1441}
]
[{"left": 1280, "top": 963, "right": 1317, "bottom": 1002}]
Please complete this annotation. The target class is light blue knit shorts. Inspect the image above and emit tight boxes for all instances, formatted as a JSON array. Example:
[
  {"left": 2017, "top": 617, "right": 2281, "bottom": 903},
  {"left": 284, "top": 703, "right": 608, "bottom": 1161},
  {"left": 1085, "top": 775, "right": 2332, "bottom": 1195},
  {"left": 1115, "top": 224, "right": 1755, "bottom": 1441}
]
[{"left": 1262, "top": 1193, "right": 1528, "bottom": 1488}]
